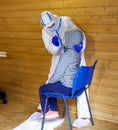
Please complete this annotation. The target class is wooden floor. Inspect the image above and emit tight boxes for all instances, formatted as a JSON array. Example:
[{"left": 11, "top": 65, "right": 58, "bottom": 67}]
[{"left": 0, "top": 98, "right": 117, "bottom": 130}]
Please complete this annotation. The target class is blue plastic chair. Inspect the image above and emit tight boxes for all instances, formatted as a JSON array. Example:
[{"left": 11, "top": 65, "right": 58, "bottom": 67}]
[{"left": 41, "top": 60, "right": 98, "bottom": 130}]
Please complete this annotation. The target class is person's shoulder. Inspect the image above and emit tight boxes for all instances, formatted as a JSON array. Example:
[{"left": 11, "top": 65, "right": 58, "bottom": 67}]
[
  {"left": 42, "top": 28, "right": 45, "bottom": 33},
  {"left": 61, "top": 16, "right": 72, "bottom": 21},
  {"left": 42, "top": 27, "right": 49, "bottom": 33}
]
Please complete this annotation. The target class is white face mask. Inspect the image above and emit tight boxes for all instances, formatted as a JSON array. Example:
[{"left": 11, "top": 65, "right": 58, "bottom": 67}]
[{"left": 48, "top": 23, "right": 59, "bottom": 32}]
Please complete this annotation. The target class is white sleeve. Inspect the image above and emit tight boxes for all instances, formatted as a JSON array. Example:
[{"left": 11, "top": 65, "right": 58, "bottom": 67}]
[
  {"left": 79, "top": 32, "right": 86, "bottom": 66},
  {"left": 42, "top": 29, "right": 62, "bottom": 55},
  {"left": 66, "top": 17, "right": 86, "bottom": 53},
  {"left": 46, "top": 54, "right": 61, "bottom": 83}
]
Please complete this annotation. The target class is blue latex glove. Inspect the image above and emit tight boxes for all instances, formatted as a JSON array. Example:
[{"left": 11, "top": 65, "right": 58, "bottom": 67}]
[
  {"left": 73, "top": 42, "right": 83, "bottom": 52},
  {"left": 52, "top": 36, "right": 59, "bottom": 46}
]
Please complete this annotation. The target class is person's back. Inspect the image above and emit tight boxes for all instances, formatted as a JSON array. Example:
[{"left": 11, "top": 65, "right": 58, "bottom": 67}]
[{"left": 49, "top": 29, "right": 83, "bottom": 88}]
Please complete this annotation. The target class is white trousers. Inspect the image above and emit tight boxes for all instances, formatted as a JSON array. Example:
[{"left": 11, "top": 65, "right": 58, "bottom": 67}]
[{"left": 77, "top": 90, "right": 90, "bottom": 118}]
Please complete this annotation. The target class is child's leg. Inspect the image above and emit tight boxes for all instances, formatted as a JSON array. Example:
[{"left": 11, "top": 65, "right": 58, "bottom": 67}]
[
  {"left": 39, "top": 82, "right": 72, "bottom": 113},
  {"left": 48, "top": 97, "right": 57, "bottom": 111},
  {"left": 39, "top": 83, "right": 56, "bottom": 113}
]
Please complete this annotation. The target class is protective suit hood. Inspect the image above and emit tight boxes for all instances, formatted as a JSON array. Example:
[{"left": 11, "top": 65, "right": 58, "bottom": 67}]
[{"left": 40, "top": 11, "right": 61, "bottom": 31}]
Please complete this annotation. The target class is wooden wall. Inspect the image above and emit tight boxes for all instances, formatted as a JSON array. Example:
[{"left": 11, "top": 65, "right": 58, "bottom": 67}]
[{"left": 0, "top": 0, "right": 117, "bottom": 123}]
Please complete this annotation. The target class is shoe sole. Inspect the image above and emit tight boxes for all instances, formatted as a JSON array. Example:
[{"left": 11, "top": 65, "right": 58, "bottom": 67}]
[{"left": 40, "top": 115, "right": 59, "bottom": 120}]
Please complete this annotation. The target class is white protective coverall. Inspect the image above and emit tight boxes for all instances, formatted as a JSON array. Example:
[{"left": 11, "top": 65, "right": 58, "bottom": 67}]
[{"left": 40, "top": 11, "right": 90, "bottom": 128}]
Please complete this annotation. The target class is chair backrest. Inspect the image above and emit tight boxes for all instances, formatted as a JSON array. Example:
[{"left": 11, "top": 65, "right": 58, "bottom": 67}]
[{"left": 71, "top": 60, "right": 98, "bottom": 97}]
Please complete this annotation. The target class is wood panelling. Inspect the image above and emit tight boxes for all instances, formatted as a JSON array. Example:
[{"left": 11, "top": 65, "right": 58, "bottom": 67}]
[
  {"left": 0, "top": 0, "right": 118, "bottom": 125},
  {"left": 0, "top": 16, "right": 117, "bottom": 25},
  {"left": 0, "top": 7, "right": 117, "bottom": 18}
]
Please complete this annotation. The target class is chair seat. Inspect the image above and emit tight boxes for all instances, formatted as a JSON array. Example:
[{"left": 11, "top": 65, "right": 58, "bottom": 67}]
[{"left": 42, "top": 87, "right": 85, "bottom": 99}]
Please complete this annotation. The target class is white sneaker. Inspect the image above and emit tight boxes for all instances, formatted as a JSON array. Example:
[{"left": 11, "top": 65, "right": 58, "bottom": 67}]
[
  {"left": 72, "top": 118, "right": 90, "bottom": 128},
  {"left": 37, "top": 104, "right": 42, "bottom": 113},
  {"left": 37, "top": 104, "right": 42, "bottom": 110}
]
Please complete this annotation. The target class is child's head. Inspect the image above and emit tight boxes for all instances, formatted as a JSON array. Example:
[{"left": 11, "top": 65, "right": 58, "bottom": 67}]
[{"left": 64, "top": 29, "right": 83, "bottom": 50}]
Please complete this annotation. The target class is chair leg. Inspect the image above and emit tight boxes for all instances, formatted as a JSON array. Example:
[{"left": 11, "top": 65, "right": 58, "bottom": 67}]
[
  {"left": 41, "top": 97, "right": 48, "bottom": 130},
  {"left": 85, "top": 89, "right": 94, "bottom": 125},
  {"left": 62, "top": 104, "right": 66, "bottom": 118},
  {"left": 63, "top": 97, "right": 72, "bottom": 130}
]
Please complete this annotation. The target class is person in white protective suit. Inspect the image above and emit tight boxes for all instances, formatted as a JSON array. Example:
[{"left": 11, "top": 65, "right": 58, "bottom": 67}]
[{"left": 38, "top": 11, "right": 90, "bottom": 128}]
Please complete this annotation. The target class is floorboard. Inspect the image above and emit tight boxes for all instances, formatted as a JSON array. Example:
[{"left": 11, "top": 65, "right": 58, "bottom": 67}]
[{"left": 0, "top": 98, "right": 117, "bottom": 130}]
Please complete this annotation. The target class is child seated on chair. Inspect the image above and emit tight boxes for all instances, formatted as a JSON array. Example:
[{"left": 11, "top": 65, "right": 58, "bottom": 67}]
[{"left": 39, "top": 29, "right": 83, "bottom": 119}]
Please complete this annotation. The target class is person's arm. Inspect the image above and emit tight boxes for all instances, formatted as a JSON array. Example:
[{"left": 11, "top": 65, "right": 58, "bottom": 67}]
[
  {"left": 79, "top": 32, "right": 86, "bottom": 53},
  {"left": 42, "top": 29, "right": 62, "bottom": 55},
  {"left": 66, "top": 17, "right": 86, "bottom": 53}
]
